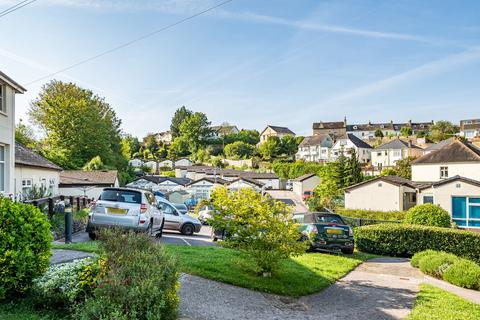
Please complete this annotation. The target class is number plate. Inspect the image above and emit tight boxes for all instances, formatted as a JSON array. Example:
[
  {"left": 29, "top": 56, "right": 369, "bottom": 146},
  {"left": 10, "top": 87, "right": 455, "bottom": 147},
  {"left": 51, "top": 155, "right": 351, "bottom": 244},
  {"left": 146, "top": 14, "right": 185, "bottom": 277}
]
[
  {"left": 107, "top": 208, "right": 127, "bottom": 215},
  {"left": 326, "top": 228, "right": 343, "bottom": 235}
]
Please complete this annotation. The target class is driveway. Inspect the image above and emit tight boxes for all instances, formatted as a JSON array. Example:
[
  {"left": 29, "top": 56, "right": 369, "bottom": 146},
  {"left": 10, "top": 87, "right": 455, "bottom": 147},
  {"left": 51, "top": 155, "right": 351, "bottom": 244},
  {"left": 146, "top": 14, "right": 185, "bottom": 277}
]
[
  {"left": 266, "top": 190, "right": 308, "bottom": 213},
  {"left": 179, "top": 257, "right": 423, "bottom": 320}
]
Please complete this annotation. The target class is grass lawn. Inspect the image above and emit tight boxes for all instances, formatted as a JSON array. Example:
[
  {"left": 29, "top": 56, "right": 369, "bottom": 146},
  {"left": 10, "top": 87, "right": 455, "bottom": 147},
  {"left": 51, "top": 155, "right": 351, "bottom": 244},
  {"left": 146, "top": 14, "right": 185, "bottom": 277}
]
[
  {"left": 52, "top": 241, "right": 102, "bottom": 253},
  {"left": 408, "top": 284, "right": 480, "bottom": 320},
  {"left": 53, "top": 241, "right": 375, "bottom": 297},
  {"left": 0, "top": 299, "right": 66, "bottom": 320}
]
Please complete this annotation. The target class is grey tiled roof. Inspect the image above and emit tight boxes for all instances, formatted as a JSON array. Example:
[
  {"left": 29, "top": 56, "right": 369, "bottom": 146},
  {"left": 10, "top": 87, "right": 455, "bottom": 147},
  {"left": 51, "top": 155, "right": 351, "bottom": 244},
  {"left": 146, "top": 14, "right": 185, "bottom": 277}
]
[{"left": 15, "top": 143, "right": 62, "bottom": 171}]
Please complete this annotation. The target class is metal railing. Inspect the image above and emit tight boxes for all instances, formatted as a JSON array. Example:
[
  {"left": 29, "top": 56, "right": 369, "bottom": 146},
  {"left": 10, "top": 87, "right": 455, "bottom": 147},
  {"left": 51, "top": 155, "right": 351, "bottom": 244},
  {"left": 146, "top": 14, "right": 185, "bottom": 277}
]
[
  {"left": 340, "top": 215, "right": 401, "bottom": 227},
  {"left": 25, "top": 195, "right": 91, "bottom": 218}
]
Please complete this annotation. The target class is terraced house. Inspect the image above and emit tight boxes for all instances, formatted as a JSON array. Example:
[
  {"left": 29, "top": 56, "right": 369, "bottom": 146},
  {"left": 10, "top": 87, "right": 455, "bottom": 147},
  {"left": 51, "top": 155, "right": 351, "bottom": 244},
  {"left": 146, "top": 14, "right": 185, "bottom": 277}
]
[{"left": 0, "top": 71, "right": 26, "bottom": 196}]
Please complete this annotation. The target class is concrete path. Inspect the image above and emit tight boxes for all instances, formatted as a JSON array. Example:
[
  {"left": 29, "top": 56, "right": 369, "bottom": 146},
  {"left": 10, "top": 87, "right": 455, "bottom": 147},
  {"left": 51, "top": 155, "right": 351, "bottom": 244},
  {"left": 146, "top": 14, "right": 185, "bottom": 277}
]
[
  {"left": 179, "top": 257, "right": 423, "bottom": 320},
  {"left": 424, "top": 275, "right": 480, "bottom": 304},
  {"left": 266, "top": 190, "right": 308, "bottom": 213},
  {"left": 50, "top": 249, "right": 96, "bottom": 265}
]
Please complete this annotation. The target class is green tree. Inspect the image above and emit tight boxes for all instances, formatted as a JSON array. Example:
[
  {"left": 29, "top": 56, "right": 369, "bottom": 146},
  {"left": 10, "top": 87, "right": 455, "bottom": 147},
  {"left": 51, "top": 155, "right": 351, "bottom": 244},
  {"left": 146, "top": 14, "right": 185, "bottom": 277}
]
[
  {"left": 417, "top": 130, "right": 426, "bottom": 138},
  {"left": 83, "top": 156, "right": 106, "bottom": 171},
  {"left": 167, "top": 137, "right": 190, "bottom": 160},
  {"left": 309, "top": 163, "right": 342, "bottom": 211},
  {"left": 223, "top": 129, "right": 260, "bottom": 145},
  {"left": 209, "top": 187, "right": 307, "bottom": 275},
  {"left": 429, "top": 120, "right": 459, "bottom": 142},
  {"left": 259, "top": 136, "right": 281, "bottom": 160},
  {"left": 280, "top": 135, "right": 300, "bottom": 158},
  {"left": 179, "top": 112, "right": 212, "bottom": 153},
  {"left": 15, "top": 120, "right": 36, "bottom": 148},
  {"left": 380, "top": 168, "right": 398, "bottom": 176},
  {"left": 400, "top": 127, "right": 413, "bottom": 137},
  {"left": 335, "top": 150, "right": 348, "bottom": 189},
  {"left": 120, "top": 134, "right": 140, "bottom": 160},
  {"left": 143, "top": 133, "right": 159, "bottom": 154},
  {"left": 374, "top": 129, "right": 384, "bottom": 138},
  {"left": 344, "top": 149, "right": 363, "bottom": 186},
  {"left": 395, "top": 156, "right": 415, "bottom": 179},
  {"left": 29, "top": 81, "right": 123, "bottom": 169},
  {"left": 170, "top": 106, "right": 192, "bottom": 138},
  {"left": 224, "top": 141, "right": 255, "bottom": 159}
]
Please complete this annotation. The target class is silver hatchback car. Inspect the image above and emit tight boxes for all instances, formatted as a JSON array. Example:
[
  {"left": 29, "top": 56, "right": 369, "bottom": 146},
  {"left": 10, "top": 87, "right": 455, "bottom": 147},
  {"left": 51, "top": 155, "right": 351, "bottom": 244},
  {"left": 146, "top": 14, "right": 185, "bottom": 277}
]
[
  {"left": 156, "top": 197, "right": 202, "bottom": 236},
  {"left": 86, "top": 188, "right": 165, "bottom": 240}
]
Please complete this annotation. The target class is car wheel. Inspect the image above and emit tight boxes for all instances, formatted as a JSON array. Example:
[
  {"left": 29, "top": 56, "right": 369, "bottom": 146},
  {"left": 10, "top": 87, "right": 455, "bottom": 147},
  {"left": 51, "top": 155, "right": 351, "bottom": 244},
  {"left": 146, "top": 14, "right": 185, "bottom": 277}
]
[
  {"left": 88, "top": 232, "right": 96, "bottom": 240},
  {"left": 181, "top": 223, "right": 194, "bottom": 236},
  {"left": 341, "top": 248, "right": 354, "bottom": 255}
]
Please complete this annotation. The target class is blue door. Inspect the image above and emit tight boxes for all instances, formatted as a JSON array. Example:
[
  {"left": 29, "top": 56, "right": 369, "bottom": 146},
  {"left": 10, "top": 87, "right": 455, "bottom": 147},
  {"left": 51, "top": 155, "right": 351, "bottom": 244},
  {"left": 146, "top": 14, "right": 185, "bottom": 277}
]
[{"left": 452, "top": 197, "right": 467, "bottom": 227}]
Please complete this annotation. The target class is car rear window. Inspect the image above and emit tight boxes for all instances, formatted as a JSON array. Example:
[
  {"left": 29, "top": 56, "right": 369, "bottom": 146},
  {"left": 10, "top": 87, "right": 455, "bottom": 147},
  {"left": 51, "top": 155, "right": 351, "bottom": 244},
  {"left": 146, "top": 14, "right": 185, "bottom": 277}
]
[
  {"left": 316, "top": 215, "right": 345, "bottom": 224},
  {"left": 100, "top": 189, "right": 142, "bottom": 204}
]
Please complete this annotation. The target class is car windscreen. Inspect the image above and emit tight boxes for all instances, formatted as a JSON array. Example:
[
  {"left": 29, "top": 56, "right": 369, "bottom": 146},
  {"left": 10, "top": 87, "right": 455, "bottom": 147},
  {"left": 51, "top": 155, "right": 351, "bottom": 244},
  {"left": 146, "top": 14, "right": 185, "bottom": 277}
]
[
  {"left": 174, "top": 204, "right": 187, "bottom": 211},
  {"left": 315, "top": 215, "right": 345, "bottom": 224},
  {"left": 100, "top": 189, "right": 142, "bottom": 204}
]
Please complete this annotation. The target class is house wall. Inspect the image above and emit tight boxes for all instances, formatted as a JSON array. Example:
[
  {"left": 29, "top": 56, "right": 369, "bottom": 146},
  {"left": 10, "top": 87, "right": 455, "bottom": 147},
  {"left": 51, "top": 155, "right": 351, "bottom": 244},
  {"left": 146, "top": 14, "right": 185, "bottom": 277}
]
[
  {"left": 224, "top": 158, "right": 253, "bottom": 168},
  {"left": 0, "top": 85, "right": 15, "bottom": 195},
  {"left": 292, "top": 176, "right": 320, "bottom": 198},
  {"left": 129, "top": 159, "right": 143, "bottom": 167},
  {"left": 412, "top": 163, "right": 480, "bottom": 182},
  {"left": 331, "top": 139, "right": 371, "bottom": 163},
  {"left": 259, "top": 127, "right": 292, "bottom": 144},
  {"left": 312, "top": 127, "right": 346, "bottom": 137},
  {"left": 59, "top": 186, "right": 106, "bottom": 200},
  {"left": 227, "top": 180, "right": 262, "bottom": 192},
  {"left": 345, "top": 182, "right": 403, "bottom": 211},
  {"left": 175, "top": 159, "right": 192, "bottom": 167},
  {"left": 159, "top": 160, "right": 173, "bottom": 168},
  {"left": 186, "top": 180, "right": 220, "bottom": 200},
  {"left": 14, "top": 166, "right": 60, "bottom": 199},
  {"left": 156, "top": 180, "right": 184, "bottom": 192},
  {"left": 255, "top": 178, "right": 280, "bottom": 189}
]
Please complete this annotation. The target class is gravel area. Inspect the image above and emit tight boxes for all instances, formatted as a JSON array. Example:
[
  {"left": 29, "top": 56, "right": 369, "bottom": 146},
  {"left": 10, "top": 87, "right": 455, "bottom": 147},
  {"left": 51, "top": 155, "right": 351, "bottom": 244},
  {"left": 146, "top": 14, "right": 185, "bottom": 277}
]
[
  {"left": 179, "top": 257, "right": 423, "bottom": 320},
  {"left": 50, "top": 249, "right": 96, "bottom": 265}
]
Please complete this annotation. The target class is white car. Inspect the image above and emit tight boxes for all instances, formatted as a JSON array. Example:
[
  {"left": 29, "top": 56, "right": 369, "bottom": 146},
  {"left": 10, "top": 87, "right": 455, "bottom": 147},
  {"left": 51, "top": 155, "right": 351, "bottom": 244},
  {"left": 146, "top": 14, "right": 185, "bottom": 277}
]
[
  {"left": 86, "top": 188, "right": 164, "bottom": 239},
  {"left": 156, "top": 197, "right": 202, "bottom": 236},
  {"left": 198, "top": 205, "right": 216, "bottom": 225}
]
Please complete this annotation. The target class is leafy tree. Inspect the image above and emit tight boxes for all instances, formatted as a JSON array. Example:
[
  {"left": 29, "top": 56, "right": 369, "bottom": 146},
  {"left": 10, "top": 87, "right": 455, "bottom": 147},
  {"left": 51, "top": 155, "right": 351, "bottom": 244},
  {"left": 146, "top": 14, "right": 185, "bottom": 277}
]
[
  {"left": 259, "top": 136, "right": 281, "bottom": 160},
  {"left": 280, "top": 135, "right": 300, "bottom": 158},
  {"left": 335, "top": 150, "right": 348, "bottom": 189},
  {"left": 380, "top": 168, "right": 398, "bottom": 176},
  {"left": 15, "top": 121, "right": 36, "bottom": 148},
  {"left": 272, "top": 161, "right": 323, "bottom": 179},
  {"left": 374, "top": 129, "right": 384, "bottom": 138},
  {"left": 344, "top": 149, "right": 363, "bottom": 186},
  {"left": 83, "top": 156, "right": 106, "bottom": 171},
  {"left": 417, "top": 130, "right": 426, "bottom": 138},
  {"left": 179, "top": 112, "right": 212, "bottom": 153},
  {"left": 170, "top": 106, "right": 192, "bottom": 138},
  {"left": 210, "top": 156, "right": 226, "bottom": 168},
  {"left": 167, "top": 137, "right": 190, "bottom": 160},
  {"left": 192, "top": 148, "right": 211, "bottom": 164},
  {"left": 400, "top": 127, "right": 413, "bottom": 137},
  {"left": 429, "top": 120, "right": 459, "bottom": 142},
  {"left": 120, "top": 134, "right": 140, "bottom": 160},
  {"left": 224, "top": 141, "right": 255, "bottom": 159},
  {"left": 395, "top": 156, "right": 416, "bottom": 179},
  {"left": 209, "top": 187, "right": 307, "bottom": 275},
  {"left": 29, "top": 81, "right": 123, "bottom": 169},
  {"left": 223, "top": 129, "right": 260, "bottom": 145},
  {"left": 143, "top": 133, "right": 159, "bottom": 154},
  {"left": 309, "top": 163, "right": 342, "bottom": 211}
]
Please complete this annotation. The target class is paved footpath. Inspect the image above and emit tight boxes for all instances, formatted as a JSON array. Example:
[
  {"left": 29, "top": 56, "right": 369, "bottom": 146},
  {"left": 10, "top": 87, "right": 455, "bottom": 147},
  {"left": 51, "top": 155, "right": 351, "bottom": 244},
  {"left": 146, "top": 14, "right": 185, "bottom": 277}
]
[{"left": 179, "top": 257, "right": 423, "bottom": 320}]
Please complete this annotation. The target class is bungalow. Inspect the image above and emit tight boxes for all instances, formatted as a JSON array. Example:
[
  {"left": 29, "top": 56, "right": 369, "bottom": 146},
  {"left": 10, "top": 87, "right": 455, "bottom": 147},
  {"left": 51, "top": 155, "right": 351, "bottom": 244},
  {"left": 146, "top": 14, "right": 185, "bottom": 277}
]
[
  {"left": 174, "top": 158, "right": 192, "bottom": 167},
  {"left": 344, "top": 176, "right": 420, "bottom": 212},
  {"left": 59, "top": 170, "right": 119, "bottom": 199},
  {"left": 127, "top": 176, "right": 191, "bottom": 193},
  {"left": 166, "top": 189, "right": 191, "bottom": 204},
  {"left": 186, "top": 177, "right": 229, "bottom": 200},
  {"left": 144, "top": 160, "right": 158, "bottom": 173},
  {"left": 128, "top": 158, "right": 143, "bottom": 168},
  {"left": 209, "top": 123, "right": 239, "bottom": 139},
  {"left": 0, "top": 71, "right": 26, "bottom": 196},
  {"left": 330, "top": 133, "right": 372, "bottom": 163},
  {"left": 156, "top": 131, "right": 172, "bottom": 144},
  {"left": 412, "top": 139, "right": 480, "bottom": 182},
  {"left": 295, "top": 134, "right": 333, "bottom": 162},
  {"left": 14, "top": 143, "right": 62, "bottom": 200},
  {"left": 158, "top": 159, "right": 173, "bottom": 168},
  {"left": 371, "top": 139, "right": 424, "bottom": 170},
  {"left": 292, "top": 173, "right": 320, "bottom": 199},
  {"left": 227, "top": 177, "right": 265, "bottom": 193},
  {"left": 258, "top": 125, "right": 295, "bottom": 145}
]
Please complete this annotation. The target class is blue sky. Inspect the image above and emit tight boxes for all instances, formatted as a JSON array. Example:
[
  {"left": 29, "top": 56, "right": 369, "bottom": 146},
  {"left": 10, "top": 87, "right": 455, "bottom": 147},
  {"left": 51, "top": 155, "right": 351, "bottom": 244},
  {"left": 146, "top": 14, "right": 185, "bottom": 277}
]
[{"left": 1, "top": 0, "right": 480, "bottom": 137}]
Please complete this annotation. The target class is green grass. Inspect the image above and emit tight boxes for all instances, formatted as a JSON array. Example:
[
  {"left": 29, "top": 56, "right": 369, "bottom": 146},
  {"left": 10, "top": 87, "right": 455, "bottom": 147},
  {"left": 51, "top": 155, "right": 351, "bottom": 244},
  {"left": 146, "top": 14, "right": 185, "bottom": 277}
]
[
  {"left": 51, "top": 241, "right": 102, "bottom": 254},
  {"left": 0, "top": 298, "right": 67, "bottom": 320},
  {"left": 408, "top": 284, "right": 480, "bottom": 320},
  {"left": 52, "top": 241, "right": 375, "bottom": 297}
]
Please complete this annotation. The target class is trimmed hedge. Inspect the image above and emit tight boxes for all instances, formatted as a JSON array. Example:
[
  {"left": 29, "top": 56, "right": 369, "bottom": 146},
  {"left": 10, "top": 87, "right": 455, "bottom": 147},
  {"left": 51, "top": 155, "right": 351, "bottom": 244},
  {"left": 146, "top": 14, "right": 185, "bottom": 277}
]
[
  {"left": 354, "top": 223, "right": 480, "bottom": 264},
  {"left": 418, "top": 252, "right": 458, "bottom": 278},
  {"left": 404, "top": 203, "right": 451, "bottom": 227},
  {"left": 336, "top": 208, "right": 404, "bottom": 221}
]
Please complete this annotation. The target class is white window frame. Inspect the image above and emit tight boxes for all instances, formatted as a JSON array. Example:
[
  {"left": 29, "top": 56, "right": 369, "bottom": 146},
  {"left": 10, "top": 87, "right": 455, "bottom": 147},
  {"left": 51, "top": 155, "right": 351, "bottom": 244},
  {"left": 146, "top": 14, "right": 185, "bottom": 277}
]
[
  {"left": 0, "top": 145, "right": 5, "bottom": 192},
  {"left": 22, "top": 178, "right": 33, "bottom": 194},
  {"left": 440, "top": 166, "right": 448, "bottom": 179},
  {"left": 0, "top": 83, "right": 5, "bottom": 114},
  {"left": 453, "top": 196, "right": 480, "bottom": 229}
]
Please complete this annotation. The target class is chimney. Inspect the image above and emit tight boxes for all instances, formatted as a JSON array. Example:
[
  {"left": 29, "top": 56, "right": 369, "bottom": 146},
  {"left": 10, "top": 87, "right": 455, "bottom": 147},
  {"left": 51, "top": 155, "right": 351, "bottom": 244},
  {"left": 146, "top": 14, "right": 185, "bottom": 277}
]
[
  {"left": 408, "top": 119, "right": 412, "bottom": 126},
  {"left": 344, "top": 116, "right": 347, "bottom": 126}
]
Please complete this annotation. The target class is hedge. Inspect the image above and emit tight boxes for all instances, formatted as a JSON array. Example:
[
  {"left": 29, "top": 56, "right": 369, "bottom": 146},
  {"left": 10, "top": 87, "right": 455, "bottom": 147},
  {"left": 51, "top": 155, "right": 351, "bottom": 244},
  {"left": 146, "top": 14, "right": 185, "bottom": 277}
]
[
  {"left": 354, "top": 224, "right": 480, "bottom": 264},
  {"left": 336, "top": 208, "right": 404, "bottom": 221},
  {"left": 404, "top": 203, "right": 451, "bottom": 227}
]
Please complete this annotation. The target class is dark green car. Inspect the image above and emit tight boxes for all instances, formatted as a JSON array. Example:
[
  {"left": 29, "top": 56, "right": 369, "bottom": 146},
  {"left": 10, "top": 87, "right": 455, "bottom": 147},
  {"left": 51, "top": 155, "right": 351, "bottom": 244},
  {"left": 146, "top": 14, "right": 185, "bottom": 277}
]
[{"left": 295, "top": 212, "right": 354, "bottom": 254}]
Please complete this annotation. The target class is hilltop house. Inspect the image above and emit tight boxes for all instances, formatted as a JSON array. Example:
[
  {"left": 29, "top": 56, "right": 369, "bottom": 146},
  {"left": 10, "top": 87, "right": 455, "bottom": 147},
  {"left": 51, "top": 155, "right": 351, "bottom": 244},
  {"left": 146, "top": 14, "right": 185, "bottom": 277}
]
[
  {"left": 186, "top": 177, "right": 229, "bottom": 200},
  {"left": 330, "top": 134, "right": 372, "bottom": 163},
  {"left": 127, "top": 176, "right": 191, "bottom": 193},
  {"left": 312, "top": 119, "right": 346, "bottom": 138},
  {"left": 460, "top": 119, "right": 480, "bottom": 140},
  {"left": 259, "top": 125, "right": 295, "bottom": 145},
  {"left": 0, "top": 71, "right": 26, "bottom": 196},
  {"left": 209, "top": 123, "right": 239, "bottom": 139},
  {"left": 174, "top": 158, "right": 192, "bottom": 167},
  {"left": 227, "top": 177, "right": 265, "bottom": 193},
  {"left": 156, "top": 131, "right": 172, "bottom": 144},
  {"left": 295, "top": 134, "right": 333, "bottom": 162},
  {"left": 59, "top": 170, "right": 119, "bottom": 199},
  {"left": 347, "top": 120, "right": 433, "bottom": 140},
  {"left": 14, "top": 143, "right": 62, "bottom": 200},
  {"left": 371, "top": 139, "right": 424, "bottom": 170}
]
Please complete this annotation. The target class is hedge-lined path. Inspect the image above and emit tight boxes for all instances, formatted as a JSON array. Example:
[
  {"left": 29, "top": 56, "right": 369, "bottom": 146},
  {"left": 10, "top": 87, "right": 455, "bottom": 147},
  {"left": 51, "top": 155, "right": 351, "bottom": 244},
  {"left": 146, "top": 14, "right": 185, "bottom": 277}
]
[
  {"left": 424, "top": 275, "right": 480, "bottom": 304},
  {"left": 179, "top": 257, "right": 423, "bottom": 320},
  {"left": 50, "top": 249, "right": 96, "bottom": 265}
]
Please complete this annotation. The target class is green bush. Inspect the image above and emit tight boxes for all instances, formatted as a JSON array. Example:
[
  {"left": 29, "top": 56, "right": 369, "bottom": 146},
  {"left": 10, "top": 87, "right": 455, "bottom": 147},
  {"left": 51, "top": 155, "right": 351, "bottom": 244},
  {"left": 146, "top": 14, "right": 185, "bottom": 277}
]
[
  {"left": 354, "top": 224, "right": 480, "bottom": 264},
  {"left": 336, "top": 208, "right": 405, "bottom": 221},
  {"left": 32, "top": 258, "right": 100, "bottom": 309},
  {"left": 443, "top": 260, "right": 480, "bottom": 290},
  {"left": 411, "top": 249, "right": 438, "bottom": 268},
  {"left": 0, "top": 198, "right": 52, "bottom": 299},
  {"left": 76, "top": 230, "right": 179, "bottom": 320},
  {"left": 404, "top": 204, "right": 451, "bottom": 227},
  {"left": 418, "top": 252, "right": 458, "bottom": 278}
]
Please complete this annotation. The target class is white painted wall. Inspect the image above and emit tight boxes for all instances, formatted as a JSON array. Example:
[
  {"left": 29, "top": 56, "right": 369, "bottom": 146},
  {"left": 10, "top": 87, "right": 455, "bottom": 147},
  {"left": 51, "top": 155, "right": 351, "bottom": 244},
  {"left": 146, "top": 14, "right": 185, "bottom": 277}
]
[
  {"left": 345, "top": 182, "right": 406, "bottom": 211},
  {"left": 418, "top": 181, "right": 480, "bottom": 214},
  {"left": 227, "top": 180, "right": 262, "bottom": 192},
  {"left": 412, "top": 163, "right": 480, "bottom": 182},
  {"left": 129, "top": 159, "right": 143, "bottom": 167},
  {"left": 292, "top": 175, "right": 320, "bottom": 198},
  {"left": 14, "top": 166, "right": 60, "bottom": 199},
  {"left": 331, "top": 139, "right": 371, "bottom": 163},
  {"left": 59, "top": 186, "right": 106, "bottom": 200},
  {"left": 175, "top": 158, "right": 192, "bottom": 167},
  {"left": 0, "top": 85, "right": 15, "bottom": 195},
  {"left": 255, "top": 178, "right": 280, "bottom": 189},
  {"left": 186, "top": 180, "right": 220, "bottom": 199}
]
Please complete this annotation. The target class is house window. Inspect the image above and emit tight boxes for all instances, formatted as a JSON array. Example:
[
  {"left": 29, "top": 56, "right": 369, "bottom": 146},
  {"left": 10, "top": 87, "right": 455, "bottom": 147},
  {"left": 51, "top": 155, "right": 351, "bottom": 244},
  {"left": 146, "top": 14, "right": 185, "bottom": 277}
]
[
  {"left": 0, "top": 84, "right": 5, "bottom": 113},
  {"left": 0, "top": 145, "right": 4, "bottom": 192},
  {"left": 440, "top": 166, "right": 448, "bottom": 179},
  {"left": 377, "top": 152, "right": 382, "bottom": 156},
  {"left": 393, "top": 150, "right": 401, "bottom": 157},
  {"left": 452, "top": 197, "right": 480, "bottom": 228},
  {"left": 423, "top": 196, "right": 434, "bottom": 204},
  {"left": 22, "top": 179, "right": 33, "bottom": 194}
]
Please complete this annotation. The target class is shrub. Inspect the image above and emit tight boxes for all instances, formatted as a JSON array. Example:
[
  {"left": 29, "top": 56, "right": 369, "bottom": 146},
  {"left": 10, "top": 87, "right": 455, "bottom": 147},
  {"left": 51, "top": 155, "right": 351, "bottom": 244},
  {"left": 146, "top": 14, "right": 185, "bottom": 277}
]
[
  {"left": 336, "top": 208, "right": 405, "bottom": 221},
  {"left": 0, "top": 198, "right": 52, "bottom": 299},
  {"left": 354, "top": 224, "right": 480, "bottom": 264},
  {"left": 443, "top": 260, "right": 480, "bottom": 290},
  {"left": 209, "top": 187, "right": 307, "bottom": 275},
  {"left": 411, "top": 250, "right": 438, "bottom": 268},
  {"left": 32, "top": 258, "right": 102, "bottom": 308},
  {"left": 76, "top": 230, "right": 179, "bottom": 320},
  {"left": 404, "top": 204, "right": 451, "bottom": 227},
  {"left": 418, "top": 252, "right": 459, "bottom": 278}
]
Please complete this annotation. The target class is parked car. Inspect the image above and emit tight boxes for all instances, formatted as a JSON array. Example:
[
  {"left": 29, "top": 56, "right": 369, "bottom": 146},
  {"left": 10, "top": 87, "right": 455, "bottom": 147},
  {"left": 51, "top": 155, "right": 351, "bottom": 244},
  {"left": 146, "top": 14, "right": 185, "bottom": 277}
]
[
  {"left": 302, "top": 190, "right": 313, "bottom": 201},
  {"left": 294, "top": 212, "right": 354, "bottom": 254},
  {"left": 86, "top": 188, "right": 164, "bottom": 240},
  {"left": 173, "top": 203, "right": 188, "bottom": 215},
  {"left": 156, "top": 197, "right": 202, "bottom": 236},
  {"left": 198, "top": 205, "right": 216, "bottom": 225}
]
